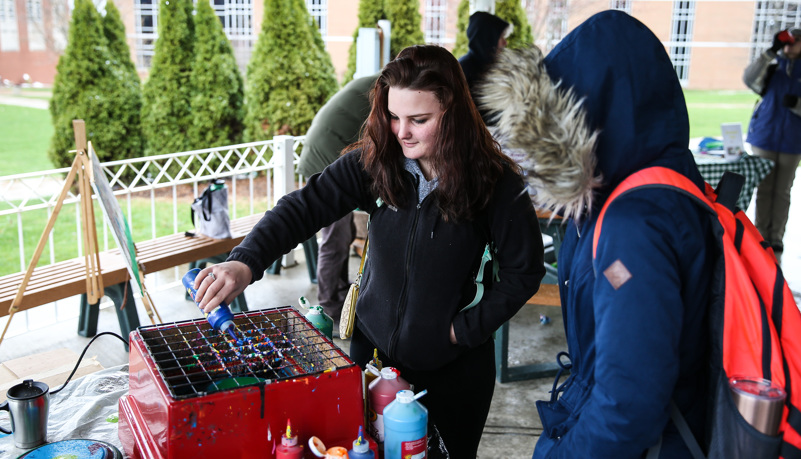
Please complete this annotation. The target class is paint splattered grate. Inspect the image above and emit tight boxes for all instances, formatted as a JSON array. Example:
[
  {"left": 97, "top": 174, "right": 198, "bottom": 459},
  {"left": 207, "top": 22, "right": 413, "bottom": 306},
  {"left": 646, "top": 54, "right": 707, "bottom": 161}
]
[{"left": 138, "top": 306, "right": 351, "bottom": 400}]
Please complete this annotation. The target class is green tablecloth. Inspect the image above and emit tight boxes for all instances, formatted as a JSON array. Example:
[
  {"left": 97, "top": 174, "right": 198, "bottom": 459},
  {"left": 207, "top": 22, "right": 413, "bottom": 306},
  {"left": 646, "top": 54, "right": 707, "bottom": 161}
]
[{"left": 693, "top": 153, "right": 775, "bottom": 211}]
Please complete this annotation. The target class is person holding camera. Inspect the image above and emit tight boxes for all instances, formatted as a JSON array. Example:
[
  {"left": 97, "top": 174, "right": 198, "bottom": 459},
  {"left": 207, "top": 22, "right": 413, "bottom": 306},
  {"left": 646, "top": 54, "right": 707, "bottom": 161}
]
[{"left": 743, "top": 28, "right": 801, "bottom": 264}]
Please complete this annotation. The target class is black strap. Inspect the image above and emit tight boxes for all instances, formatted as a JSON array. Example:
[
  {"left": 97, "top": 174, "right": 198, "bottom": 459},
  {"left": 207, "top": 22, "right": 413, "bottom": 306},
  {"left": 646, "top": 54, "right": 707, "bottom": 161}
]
[
  {"left": 647, "top": 400, "right": 706, "bottom": 459},
  {"left": 669, "top": 400, "right": 706, "bottom": 459},
  {"left": 782, "top": 437, "right": 801, "bottom": 459},
  {"left": 757, "top": 284, "right": 772, "bottom": 381},
  {"left": 714, "top": 172, "right": 745, "bottom": 213},
  {"left": 190, "top": 182, "right": 216, "bottom": 224},
  {"left": 762, "top": 63, "right": 778, "bottom": 98}
]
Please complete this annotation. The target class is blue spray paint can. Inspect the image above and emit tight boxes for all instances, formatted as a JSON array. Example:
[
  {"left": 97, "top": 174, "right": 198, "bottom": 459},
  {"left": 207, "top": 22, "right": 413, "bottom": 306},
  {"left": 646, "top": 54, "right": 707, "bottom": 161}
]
[
  {"left": 182, "top": 268, "right": 235, "bottom": 334},
  {"left": 348, "top": 425, "right": 375, "bottom": 459},
  {"left": 383, "top": 389, "right": 428, "bottom": 459}
]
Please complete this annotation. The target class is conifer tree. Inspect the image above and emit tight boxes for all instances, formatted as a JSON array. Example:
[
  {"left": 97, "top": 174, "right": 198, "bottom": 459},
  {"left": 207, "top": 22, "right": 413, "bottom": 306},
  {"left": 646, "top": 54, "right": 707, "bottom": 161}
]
[
  {"left": 48, "top": 0, "right": 143, "bottom": 167},
  {"left": 452, "top": 0, "right": 533, "bottom": 58},
  {"left": 385, "top": 0, "right": 425, "bottom": 59},
  {"left": 243, "top": 0, "right": 338, "bottom": 141},
  {"left": 495, "top": 0, "right": 533, "bottom": 48},
  {"left": 189, "top": 0, "right": 244, "bottom": 149},
  {"left": 452, "top": 0, "right": 470, "bottom": 58},
  {"left": 101, "top": 1, "right": 143, "bottom": 159},
  {"left": 103, "top": 2, "right": 138, "bottom": 75},
  {"left": 141, "top": 0, "right": 195, "bottom": 156},
  {"left": 343, "top": 0, "right": 387, "bottom": 84}
]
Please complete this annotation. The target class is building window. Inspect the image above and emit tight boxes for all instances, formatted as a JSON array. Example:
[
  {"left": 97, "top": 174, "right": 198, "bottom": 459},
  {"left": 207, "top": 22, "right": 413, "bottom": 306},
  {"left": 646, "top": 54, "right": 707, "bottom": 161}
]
[
  {"left": 750, "top": 0, "right": 801, "bottom": 62},
  {"left": 134, "top": 0, "right": 255, "bottom": 72},
  {"left": 424, "top": 0, "right": 447, "bottom": 46},
  {"left": 26, "top": 0, "right": 45, "bottom": 51},
  {"left": 669, "top": 0, "right": 695, "bottom": 85},
  {"left": 609, "top": 0, "right": 631, "bottom": 14},
  {"left": 134, "top": 0, "right": 157, "bottom": 69},
  {"left": 546, "top": 0, "right": 568, "bottom": 50},
  {"left": 0, "top": 0, "right": 20, "bottom": 51},
  {"left": 214, "top": 0, "right": 254, "bottom": 72},
  {"left": 305, "top": 0, "right": 326, "bottom": 38}
]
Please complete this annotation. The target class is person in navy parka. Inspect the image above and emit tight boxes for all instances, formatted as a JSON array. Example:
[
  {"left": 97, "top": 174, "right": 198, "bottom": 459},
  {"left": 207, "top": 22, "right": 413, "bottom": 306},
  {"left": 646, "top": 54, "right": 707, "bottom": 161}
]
[{"left": 478, "top": 11, "right": 717, "bottom": 458}]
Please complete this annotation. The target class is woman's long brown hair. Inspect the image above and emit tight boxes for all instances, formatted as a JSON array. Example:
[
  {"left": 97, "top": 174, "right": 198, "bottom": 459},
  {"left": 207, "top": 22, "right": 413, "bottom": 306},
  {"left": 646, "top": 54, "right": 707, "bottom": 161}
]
[{"left": 347, "top": 45, "right": 513, "bottom": 223}]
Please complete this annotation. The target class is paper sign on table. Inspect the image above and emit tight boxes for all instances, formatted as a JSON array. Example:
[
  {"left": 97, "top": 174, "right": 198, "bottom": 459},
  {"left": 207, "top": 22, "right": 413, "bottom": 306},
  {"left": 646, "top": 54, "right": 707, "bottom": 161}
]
[{"left": 721, "top": 122, "right": 745, "bottom": 162}]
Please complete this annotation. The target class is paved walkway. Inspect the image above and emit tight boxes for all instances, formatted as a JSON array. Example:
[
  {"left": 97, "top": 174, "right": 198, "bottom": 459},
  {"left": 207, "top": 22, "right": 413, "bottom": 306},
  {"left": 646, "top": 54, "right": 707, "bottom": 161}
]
[
  {"left": 0, "top": 88, "right": 49, "bottom": 110},
  {"left": 0, "top": 93, "right": 48, "bottom": 109}
]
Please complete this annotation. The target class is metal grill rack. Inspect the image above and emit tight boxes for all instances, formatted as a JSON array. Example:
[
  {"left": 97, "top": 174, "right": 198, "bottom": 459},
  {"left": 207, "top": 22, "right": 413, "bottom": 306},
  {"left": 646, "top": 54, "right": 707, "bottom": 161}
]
[{"left": 138, "top": 306, "right": 351, "bottom": 399}]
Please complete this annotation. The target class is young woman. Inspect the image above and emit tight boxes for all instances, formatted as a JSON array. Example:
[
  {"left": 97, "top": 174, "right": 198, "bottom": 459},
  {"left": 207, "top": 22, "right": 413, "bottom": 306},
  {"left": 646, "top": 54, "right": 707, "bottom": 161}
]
[{"left": 193, "top": 45, "right": 545, "bottom": 457}]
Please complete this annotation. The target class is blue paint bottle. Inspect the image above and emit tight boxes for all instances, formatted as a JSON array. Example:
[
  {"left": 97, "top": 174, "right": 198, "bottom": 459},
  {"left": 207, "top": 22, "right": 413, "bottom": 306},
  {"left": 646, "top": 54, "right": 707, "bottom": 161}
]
[
  {"left": 348, "top": 425, "right": 375, "bottom": 459},
  {"left": 182, "top": 268, "right": 237, "bottom": 340},
  {"left": 383, "top": 389, "right": 428, "bottom": 459}
]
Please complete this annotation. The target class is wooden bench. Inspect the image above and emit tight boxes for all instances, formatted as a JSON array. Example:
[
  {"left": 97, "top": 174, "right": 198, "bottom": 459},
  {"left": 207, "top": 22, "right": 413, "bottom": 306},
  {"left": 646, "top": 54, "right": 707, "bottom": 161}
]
[{"left": 0, "top": 214, "right": 265, "bottom": 346}]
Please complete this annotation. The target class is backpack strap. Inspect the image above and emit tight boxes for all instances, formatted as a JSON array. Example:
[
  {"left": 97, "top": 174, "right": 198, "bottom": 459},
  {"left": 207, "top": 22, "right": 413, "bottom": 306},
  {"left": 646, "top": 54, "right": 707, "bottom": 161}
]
[
  {"left": 462, "top": 243, "right": 493, "bottom": 310},
  {"left": 713, "top": 172, "right": 745, "bottom": 213},
  {"left": 462, "top": 208, "right": 499, "bottom": 312},
  {"left": 593, "top": 166, "right": 714, "bottom": 260}
]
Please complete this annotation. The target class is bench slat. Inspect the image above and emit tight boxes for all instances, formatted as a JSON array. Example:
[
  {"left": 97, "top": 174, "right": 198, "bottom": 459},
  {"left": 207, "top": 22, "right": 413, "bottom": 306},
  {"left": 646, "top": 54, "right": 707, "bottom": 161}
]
[{"left": 0, "top": 215, "right": 263, "bottom": 317}]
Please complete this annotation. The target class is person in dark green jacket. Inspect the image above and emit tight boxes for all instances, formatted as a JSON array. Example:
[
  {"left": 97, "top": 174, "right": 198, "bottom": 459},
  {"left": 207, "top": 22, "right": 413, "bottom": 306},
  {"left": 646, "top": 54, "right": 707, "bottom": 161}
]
[{"left": 297, "top": 74, "right": 378, "bottom": 322}]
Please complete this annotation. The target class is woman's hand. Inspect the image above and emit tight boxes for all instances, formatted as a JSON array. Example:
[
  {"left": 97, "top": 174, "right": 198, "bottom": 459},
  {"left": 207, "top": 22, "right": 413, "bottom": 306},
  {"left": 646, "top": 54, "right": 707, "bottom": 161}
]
[{"left": 193, "top": 261, "right": 252, "bottom": 313}]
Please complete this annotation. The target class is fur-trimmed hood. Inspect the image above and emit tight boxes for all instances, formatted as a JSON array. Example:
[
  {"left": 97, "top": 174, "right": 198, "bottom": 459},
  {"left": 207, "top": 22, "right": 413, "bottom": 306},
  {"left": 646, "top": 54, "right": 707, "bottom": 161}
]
[
  {"left": 477, "top": 11, "right": 703, "bottom": 221},
  {"left": 476, "top": 45, "right": 599, "bottom": 222}
]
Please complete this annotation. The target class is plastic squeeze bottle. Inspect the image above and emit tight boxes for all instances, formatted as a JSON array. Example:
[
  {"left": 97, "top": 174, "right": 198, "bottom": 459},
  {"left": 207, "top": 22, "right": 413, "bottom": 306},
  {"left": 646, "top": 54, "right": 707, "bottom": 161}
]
[
  {"left": 299, "top": 296, "right": 334, "bottom": 339},
  {"left": 347, "top": 425, "right": 375, "bottom": 459},
  {"left": 364, "top": 349, "right": 383, "bottom": 387},
  {"left": 182, "top": 268, "right": 239, "bottom": 342},
  {"left": 367, "top": 367, "right": 411, "bottom": 447},
  {"left": 275, "top": 418, "right": 304, "bottom": 459},
  {"left": 383, "top": 390, "right": 428, "bottom": 459}
]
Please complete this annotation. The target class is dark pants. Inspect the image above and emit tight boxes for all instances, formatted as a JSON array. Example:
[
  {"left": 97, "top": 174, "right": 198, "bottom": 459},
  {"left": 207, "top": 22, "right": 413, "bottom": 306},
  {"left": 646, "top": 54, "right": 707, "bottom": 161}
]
[
  {"left": 753, "top": 145, "right": 801, "bottom": 263},
  {"left": 350, "top": 319, "right": 496, "bottom": 458},
  {"left": 317, "top": 213, "right": 355, "bottom": 320}
]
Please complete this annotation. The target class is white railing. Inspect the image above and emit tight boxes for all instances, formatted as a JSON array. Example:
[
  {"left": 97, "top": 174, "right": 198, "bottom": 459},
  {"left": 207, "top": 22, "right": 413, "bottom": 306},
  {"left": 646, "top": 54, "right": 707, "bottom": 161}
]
[
  {"left": 0, "top": 135, "right": 307, "bottom": 336},
  {"left": 1, "top": 135, "right": 306, "bottom": 273}
]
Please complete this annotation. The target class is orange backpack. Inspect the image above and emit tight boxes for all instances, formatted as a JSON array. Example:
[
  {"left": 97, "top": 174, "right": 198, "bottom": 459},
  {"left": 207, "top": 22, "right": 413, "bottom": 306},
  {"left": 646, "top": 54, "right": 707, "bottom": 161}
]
[{"left": 593, "top": 166, "right": 801, "bottom": 459}]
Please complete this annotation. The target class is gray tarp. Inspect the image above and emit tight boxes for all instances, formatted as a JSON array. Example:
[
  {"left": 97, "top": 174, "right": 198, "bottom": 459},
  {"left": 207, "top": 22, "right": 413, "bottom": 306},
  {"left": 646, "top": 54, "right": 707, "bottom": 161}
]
[{"left": 0, "top": 365, "right": 129, "bottom": 458}]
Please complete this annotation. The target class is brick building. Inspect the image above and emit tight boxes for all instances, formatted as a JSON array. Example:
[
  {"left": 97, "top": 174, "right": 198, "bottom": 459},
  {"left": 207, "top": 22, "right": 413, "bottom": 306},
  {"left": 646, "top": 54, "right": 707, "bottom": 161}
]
[{"left": 1, "top": 0, "right": 800, "bottom": 89}]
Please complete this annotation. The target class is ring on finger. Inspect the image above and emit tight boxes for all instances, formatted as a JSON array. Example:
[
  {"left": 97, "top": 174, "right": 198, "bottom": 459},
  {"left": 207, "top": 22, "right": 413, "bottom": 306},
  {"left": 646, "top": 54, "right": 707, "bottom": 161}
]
[{"left": 209, "top": 272, "right": 216, "bottom": 281}]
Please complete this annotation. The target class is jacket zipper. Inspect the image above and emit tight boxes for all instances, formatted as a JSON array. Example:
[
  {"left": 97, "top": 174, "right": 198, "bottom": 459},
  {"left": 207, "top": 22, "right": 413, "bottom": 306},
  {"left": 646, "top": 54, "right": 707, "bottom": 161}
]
[{"left": 388, "top": 202, "right": 422, "bottom": 359}]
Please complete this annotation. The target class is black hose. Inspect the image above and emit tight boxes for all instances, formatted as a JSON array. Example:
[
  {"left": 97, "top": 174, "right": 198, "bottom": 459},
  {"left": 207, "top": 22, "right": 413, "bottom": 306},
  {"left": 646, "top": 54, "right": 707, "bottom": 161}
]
[{"left": 50, "top": 331, "right": 128, "bottom": 395}]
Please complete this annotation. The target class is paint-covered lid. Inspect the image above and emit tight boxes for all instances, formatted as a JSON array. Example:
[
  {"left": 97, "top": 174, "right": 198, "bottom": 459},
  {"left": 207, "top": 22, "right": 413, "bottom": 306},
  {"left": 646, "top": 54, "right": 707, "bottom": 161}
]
[
  {"left": 395, "top": 389, "right": 414, "bottom": 403},
  {"left": 380, "top": 367, "right": 399, "bottom": 380}
]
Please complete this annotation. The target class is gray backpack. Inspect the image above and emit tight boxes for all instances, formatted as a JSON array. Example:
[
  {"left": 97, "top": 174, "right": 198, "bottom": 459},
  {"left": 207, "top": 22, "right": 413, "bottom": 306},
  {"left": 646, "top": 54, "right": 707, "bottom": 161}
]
[{"left": 190, "top": 179, "right": 232, "bottom": 239}]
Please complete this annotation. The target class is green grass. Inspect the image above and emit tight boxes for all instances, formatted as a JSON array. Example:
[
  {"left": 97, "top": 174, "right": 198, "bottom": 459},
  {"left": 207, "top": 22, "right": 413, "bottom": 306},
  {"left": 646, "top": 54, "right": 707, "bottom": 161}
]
[
  {"left": 0, "top": 104, "right": 55, "bottom": 174},
  {"left": 684, "top": 89, "right": 759, "bottom": 140},
  {"left": 0, "top": 195, "right": 269, "bottom": 276}
]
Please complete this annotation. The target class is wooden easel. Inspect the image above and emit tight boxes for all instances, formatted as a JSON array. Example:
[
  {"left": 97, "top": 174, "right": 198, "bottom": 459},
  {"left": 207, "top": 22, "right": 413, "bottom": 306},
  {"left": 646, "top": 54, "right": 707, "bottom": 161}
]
[{"left": 0, "top": 120, "right": 104, "bottom": 346}]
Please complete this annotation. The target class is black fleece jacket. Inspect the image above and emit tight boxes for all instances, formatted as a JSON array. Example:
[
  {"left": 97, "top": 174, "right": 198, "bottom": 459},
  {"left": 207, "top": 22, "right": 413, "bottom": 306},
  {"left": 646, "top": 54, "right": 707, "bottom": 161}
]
[{"left": 228, "top": 151, "right": 545, "bottom": 370}]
